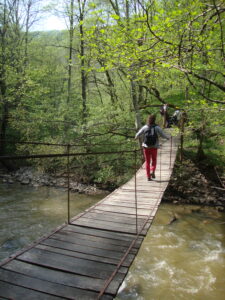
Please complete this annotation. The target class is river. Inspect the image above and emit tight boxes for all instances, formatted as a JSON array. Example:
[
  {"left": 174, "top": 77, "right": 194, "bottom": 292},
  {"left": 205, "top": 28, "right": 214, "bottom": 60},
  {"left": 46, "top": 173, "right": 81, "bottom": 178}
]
[
  {"left": 116, "top": 204, "right": 225, "bottom": 300},
  {"left": 0, "top": 183, "right": 105, "bottom": 262},
  {"left": 1, "top": 183, "right": 225, "bottom": 299}
]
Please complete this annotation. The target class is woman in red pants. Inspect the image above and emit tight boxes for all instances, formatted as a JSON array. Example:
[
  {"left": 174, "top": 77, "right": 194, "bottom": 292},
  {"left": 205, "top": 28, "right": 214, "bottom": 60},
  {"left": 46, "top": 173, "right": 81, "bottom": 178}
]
[{"left": 135, "top": 114, "right": 170, "bottom": 181}]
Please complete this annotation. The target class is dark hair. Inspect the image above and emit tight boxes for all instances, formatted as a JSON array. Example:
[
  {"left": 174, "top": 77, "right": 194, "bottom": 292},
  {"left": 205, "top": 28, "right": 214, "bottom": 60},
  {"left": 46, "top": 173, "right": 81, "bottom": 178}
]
[{"left": 147, "top": 114, "right": 156, "bottom": 126}]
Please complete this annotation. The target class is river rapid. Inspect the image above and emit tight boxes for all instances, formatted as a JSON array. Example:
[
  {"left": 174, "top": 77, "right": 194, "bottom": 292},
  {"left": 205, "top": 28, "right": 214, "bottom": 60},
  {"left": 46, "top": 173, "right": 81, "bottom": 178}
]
[
  {"left": 116, "top": 204, "right": 225, "bottom": 300},
  {"left": 1, "top": 183, "right": 225, "bottom": 299}
]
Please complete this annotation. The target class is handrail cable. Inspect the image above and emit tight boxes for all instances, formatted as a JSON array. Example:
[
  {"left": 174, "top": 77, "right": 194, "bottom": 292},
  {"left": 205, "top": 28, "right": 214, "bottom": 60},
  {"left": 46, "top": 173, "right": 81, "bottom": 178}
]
[
  {"left": 0, "top": 139, "right": 134, "bottom": 148},
  {"left": 1, "top": 115, "right": 137, "bottom": 129},
  {"left": 0, "top": 149, "right": 138, "bottom": 160}
]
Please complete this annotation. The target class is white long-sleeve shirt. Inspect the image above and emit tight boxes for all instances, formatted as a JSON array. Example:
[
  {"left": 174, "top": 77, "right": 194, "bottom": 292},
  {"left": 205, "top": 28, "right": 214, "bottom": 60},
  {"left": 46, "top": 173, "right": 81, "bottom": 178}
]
[{"left": 135, "top": 125, "right": 170, "bottom": 148}]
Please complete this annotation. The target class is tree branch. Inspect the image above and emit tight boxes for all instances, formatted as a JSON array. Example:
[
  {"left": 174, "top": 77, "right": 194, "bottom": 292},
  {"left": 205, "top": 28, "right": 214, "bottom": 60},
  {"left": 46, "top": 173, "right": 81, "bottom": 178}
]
[
  {"left": 173, "top": 65, "right": 225, "bottom": 93},
  {"left": 185, "top": 73, "right": 225, "bottom": 104},
  {"left": 139, "top": 85, "right": 165, "bottom": 104}
]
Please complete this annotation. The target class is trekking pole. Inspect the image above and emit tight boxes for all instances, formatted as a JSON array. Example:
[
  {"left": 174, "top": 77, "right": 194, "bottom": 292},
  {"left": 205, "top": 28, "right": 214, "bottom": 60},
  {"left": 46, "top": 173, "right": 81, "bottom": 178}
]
[{"left": 67, "top": 144, "right": 71, "bottom": 224}]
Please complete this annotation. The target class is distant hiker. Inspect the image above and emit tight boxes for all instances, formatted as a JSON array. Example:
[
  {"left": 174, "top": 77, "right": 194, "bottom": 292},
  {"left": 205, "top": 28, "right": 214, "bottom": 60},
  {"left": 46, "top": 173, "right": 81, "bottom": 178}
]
[
  {"left": 135, "top": 114, "right": 170, "bottom": 181},
  {"left": 160, "top": 104, "right": 170, "bottom": 128},
  {"left": 170, "top": 109, "right": 181, "bottom": 126}
]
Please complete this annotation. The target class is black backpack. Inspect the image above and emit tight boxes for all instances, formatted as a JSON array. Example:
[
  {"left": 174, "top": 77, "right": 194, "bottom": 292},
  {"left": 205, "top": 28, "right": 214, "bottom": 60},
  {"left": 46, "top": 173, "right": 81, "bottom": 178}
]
[{"left": 144, "top": 125, "right": 158, "bottom": 146}]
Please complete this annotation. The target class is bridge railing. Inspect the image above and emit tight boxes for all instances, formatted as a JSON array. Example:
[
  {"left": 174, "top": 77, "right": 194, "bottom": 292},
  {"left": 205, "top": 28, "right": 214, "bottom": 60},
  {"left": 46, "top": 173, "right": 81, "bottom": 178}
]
[
  {"left": 0, "top": 136, "right": 175, "bottom": 235},
  {"left": 0, "top": 143, "right": 136, "bottom": 220},
  {"left": 0, "top": 136, "right": 177, "bottom": 296}
]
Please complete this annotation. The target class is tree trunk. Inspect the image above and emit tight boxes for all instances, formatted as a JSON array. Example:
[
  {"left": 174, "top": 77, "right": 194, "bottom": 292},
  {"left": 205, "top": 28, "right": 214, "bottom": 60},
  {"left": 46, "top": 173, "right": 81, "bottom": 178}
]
[
  {"left": 0, "top": 102, "right": 8, "bottom": 155},
  {"left": 105, "top": 70, "right": 118, "bottom": 104},
  {"left": 24, "top": 0, "right": 32, "bottom": 67},
  {"left": 131, "top": 80, "right": 143, "bottom": 159},
  {"left": 179, "top": 113, "right": 185, "bottom": 161},
  {"left": 67, "top": 0, "right": 74, "bottom": 105},
  {"left": 80, "top": 16, "right": 87, "bottom": 120},
  {"left": 196, "top": 130, "right": 206, "bottom": 161},
  {"left": 131, "top": 80, "right": 142, "bottom": 130},
  {"left": 0, "top": 0, "right": 8, "bottom": 155},
  {"left": 78, "top": 0, "right": 87, "bottom": 121}
]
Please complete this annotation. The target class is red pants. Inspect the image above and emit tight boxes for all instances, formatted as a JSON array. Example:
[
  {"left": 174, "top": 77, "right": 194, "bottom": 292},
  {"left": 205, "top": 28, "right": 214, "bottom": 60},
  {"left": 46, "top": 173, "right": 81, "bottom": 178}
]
[{"left": 143, "top": 147, "right": 158, "bottom": 178}]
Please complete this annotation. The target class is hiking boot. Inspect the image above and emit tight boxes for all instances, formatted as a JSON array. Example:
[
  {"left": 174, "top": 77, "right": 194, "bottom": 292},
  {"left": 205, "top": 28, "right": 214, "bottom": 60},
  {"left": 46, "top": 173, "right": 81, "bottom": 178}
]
[
  {"left": 148, "top": 177, "right": 152, "bottom": 181},
  {"left": 151, "top": 172, "right": 155, "bottom": 179}
]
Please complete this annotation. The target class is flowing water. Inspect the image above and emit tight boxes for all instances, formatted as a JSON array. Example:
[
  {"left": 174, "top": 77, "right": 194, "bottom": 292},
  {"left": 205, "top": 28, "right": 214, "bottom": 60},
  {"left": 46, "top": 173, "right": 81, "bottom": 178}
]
[
  {"left": 0, "top": 183, "right": 225, "bottom": 299},
  {"left": 116, "top": 204, "right": 225, "bottom": 300},
  {"left": 0, "top": 183, "right": 105, "bottom": 262}
]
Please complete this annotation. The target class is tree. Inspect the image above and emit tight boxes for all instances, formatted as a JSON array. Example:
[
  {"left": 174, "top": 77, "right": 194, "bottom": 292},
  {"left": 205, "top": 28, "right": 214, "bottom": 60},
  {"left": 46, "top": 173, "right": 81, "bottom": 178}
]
[{"left": 0, "top": 0, "right": 42, "bottom": 157}]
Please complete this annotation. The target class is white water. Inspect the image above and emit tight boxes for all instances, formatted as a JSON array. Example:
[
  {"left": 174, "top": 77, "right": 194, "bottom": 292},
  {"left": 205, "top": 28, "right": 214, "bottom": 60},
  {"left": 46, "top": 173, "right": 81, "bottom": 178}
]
[{"left": 116, "top": 204, "right": 225, "bottom": 300}]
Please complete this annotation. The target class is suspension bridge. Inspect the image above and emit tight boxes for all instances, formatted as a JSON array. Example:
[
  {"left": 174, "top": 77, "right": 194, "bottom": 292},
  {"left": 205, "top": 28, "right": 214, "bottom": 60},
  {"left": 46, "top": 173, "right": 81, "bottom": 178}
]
[{"left": 0, "top": 134, "right": 179, "bottom": 299}]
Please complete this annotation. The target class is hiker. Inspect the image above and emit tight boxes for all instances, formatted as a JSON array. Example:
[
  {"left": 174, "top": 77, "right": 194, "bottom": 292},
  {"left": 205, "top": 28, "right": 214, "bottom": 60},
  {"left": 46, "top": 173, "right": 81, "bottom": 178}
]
[
  {"left": 170, "top": 109, "right": 181, "bottom": 126},
  {"left": 160, "top": 104, "right": 170, "bottom": 128},
  {"left": 135, "top": 114, "right": 170, "bottom": 181}
]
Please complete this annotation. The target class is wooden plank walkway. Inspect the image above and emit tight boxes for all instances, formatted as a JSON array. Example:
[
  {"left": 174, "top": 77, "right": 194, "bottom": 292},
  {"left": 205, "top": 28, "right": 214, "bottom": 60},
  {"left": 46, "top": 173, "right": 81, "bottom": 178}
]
[{"left": 0, "top": 136, "right": 179, "bottom": 299}]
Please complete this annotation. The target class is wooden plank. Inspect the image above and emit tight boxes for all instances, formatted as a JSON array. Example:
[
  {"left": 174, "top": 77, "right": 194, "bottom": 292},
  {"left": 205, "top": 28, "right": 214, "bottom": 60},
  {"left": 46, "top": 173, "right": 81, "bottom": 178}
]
[
  {"left": 17, "top": 248, "right": 126, "bottom": 279},
  {"left": 0, "top": 280, "right": 62, "bottom": 300},
  {"left": 36, "top": 244, "right": 129, "bottom": 267},
  {"left": 0, "top": 269, "right": 112, "bottom": 300},
  {"left": 83, "top": 211, "right": 148, "bottom": 223},
  {"left": 40, "top": 239, "right": 135, "bottom": 265},
  {"left": 100, "top": 199, "right": 154, "bottom": 209},
  {"left": 121, "top": 187, "right": 167, "bottom": 192},
  {"left": 50, "top": 232, "right": 137, "bottom": 253},
  {"left": 115, "top": 190, "right": 163, "bottom": 196},
  {"left": 102, "top": 199, "right": 160, "bottom": 207},
  {"left": 77, "top": 216, "right": 149, "bottom": 238},
  {"left": 80, "top": 211, "right": 148, "bottom": 227},
  {"left": 103, "top": 193, "right": 158, "bottom": 200},
  {"left": 113, "top": 191, "right": 163, "bottom": 198},
  {"left": 116, "top": 183, "right": 166, "bottom": 188},
  {"left": 121, "top": 183, "right": 167, "bottom": 189},
  {"left": 107, "top": 196, "right": 159, "bottom": 204},
  {"left": 121, "top": 180, "right": 168, "bottom": 185},
  {"left": 2, "top": 260, "right": 121, "bottom": 295},
  {"left": 90, "top": 204, "right": 150, "bottom": 215},
  {"left": 61, "top": 226, "right": 143, "bottom": 247},
  {"left": 73, "top": 214, "right": 145, "bottom": 228},
  {"left": 72, "top": 218, "right": 148, "bottom": 234},
  {"left": 87, "top": 208, "right": 148, "bottom": 219},
  {"left": 60, "top": 228, "right": 142, "bottom": 249},
  {"left": 64, "top": 225, "right": 144, "bottom": 244},
  {"left": 139, "top": 221, "right": 154, "bottom": 236},
  {"left": 101, "top": 200, "right": 157, "bottom": 209},
  {"left": 50, "top": 231, "right": 133, "bottom": 255}
]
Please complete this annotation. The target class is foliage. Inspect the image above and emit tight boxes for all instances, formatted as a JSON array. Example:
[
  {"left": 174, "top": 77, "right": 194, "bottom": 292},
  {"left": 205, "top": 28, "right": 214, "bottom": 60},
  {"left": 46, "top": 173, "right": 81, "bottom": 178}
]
[{"left": 0, "top": 0, "right": 224, "bottom": 187}]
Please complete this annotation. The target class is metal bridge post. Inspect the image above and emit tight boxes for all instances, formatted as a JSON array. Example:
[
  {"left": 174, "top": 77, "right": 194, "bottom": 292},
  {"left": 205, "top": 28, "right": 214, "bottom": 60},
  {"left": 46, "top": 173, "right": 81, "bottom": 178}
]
[
  {"left": 169, "top": 136, "right": 173, "bottom": 169},
  {"left": 160, "top": 146, "right": 162, "bottom": 184},
  {"left": 134, "top": 149, "right": 138, "bottom": 235},
  {"left": 67, "top": 144, "right": 71, "bottom": 224}
]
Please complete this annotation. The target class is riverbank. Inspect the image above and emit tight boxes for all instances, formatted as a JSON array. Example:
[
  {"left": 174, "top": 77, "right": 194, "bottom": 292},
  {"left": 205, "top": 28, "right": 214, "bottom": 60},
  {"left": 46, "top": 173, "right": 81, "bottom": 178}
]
[
  {"left": 163, "top": 156, "right": 225, "bottom": 210},
  {"left": 0, "top": 166, "right": 104, "bottom": 195},
  {"left": 1, "top": 157, "right": 224, "bottom": 208}
]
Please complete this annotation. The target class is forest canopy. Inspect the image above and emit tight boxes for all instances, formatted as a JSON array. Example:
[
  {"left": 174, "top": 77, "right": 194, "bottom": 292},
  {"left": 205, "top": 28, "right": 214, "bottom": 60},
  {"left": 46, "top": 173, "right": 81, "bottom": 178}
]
[{"left": 0, "top": 0, "right": 224, "bottom": 186}]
